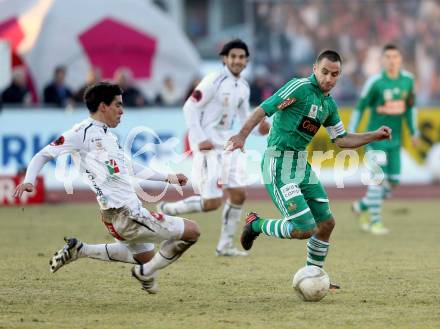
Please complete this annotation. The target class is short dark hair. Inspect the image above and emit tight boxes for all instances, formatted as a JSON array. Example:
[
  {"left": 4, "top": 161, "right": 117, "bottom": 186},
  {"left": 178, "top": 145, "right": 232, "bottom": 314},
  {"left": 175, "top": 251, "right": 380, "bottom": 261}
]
[
  {"left": 54, "top": 65, "right": 66, "bottom": 75},
  {"left": 316, "top": 50, "right": 342, "bottom": 64},
  {"left": 84, "top": 82, "right": 122, "bottom": 113},
  {"left": 219, "top": 39, "right": 249, "bottom": 57},
  {"left": 383, "top": 44, "right": 399, "bottom": 53}
]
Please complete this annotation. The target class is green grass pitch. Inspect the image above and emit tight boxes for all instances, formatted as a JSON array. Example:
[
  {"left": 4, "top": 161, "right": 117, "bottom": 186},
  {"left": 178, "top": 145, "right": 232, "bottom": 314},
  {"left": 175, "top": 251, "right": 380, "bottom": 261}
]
[{"left": 1, "top": 200, "right": 439, "bottom": 329}]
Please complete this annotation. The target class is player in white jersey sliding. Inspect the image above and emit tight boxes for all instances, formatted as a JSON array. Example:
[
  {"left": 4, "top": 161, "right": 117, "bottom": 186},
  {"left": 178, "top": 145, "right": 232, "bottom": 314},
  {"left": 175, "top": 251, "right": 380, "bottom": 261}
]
[
  {"left": 157, "top": 39, "right": 270, "bottom": 257},
  {"left": 13, "top": 82, "right": 200, "bottom": 293}
]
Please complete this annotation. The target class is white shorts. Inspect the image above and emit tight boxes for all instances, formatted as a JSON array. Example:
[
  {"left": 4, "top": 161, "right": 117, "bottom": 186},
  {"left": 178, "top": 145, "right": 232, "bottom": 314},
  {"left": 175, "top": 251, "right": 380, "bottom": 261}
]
[
  {"left": 100, "top": 199, "right": 185, "bottom": 255},
  {"left": 191, "top": 149, "right": 247, "bottom": 199}
]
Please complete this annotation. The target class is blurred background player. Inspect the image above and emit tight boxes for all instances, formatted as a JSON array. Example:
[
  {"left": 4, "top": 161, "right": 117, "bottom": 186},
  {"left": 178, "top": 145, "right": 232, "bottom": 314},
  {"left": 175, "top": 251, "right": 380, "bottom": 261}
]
[
  {"left": 13, "top": 82, "right": 200, "bottom": 293},
  {"left": 157, "top": 39, "right": 270, "bottom": 257},
  {"left": 349, "top": 44, "right": 418, "bottom": 235},
  {"left": 226, "top": 50, "right": 392, "bottom": 289}
]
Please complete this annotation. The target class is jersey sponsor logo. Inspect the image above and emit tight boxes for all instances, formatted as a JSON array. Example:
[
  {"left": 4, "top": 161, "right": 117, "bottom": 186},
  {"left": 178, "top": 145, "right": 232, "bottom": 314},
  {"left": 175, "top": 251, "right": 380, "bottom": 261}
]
[
  {"left": 298, "top": 117, "right": 321, "bottom": 136},
  {"left": 308, "top": 104, "right": 319, "bottom": 119},
  {"left": 222, "top": 96, "right": 229, "bottom": 107},
  {"left": 377, "top": 100, "right": 406, "bottom": 115},
  {"left": 105, "top": 159, "right": 120, "bottom": 175},
  {"left": 191, "top": 89, "right": 203, "bottom": 102},
  {"left": 280, "top": 183, "right": 302, "bottom": 201},
  {"left": 276, "top": 97, "right": 296, "bottom": 110},
  {"left": 50, "top": 135, "right": 65, "bottom": 146}
]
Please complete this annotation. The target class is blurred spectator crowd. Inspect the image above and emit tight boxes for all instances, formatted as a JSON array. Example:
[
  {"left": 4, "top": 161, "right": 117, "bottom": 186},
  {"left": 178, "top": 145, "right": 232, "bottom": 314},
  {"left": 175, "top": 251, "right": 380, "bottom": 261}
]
[
  {"left": 1, "top": 65, "right": 187, "bottom": 109},
  {"left": 251, "top": 0, "right": 440, "bottom": 106},
  {"left": 2, "top": 0, "right": 439, "bottom": 108}
]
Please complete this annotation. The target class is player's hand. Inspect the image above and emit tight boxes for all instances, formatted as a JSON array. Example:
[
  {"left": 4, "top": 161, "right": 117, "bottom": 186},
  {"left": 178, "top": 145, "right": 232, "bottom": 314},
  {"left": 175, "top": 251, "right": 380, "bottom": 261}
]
[
  {"left": 411, "top": 136, "right": 419, "bottom": 148},
  {"left": 13, "top": 183, "right": 34, "bottom": 198},
  {"left": 258, "top": 119, "right": 271, "bottom": 135},
  {"left": 225, "top": 134, "right": 245, "bottom": 152},
  {"left": 198, "top": 140, "right": 214, "bottom": 151},
  {"left": 375, "top": 126, "right": 392, "bottom": 141},
  {"left": 166, "top": 173, "right": 188, "bottom": 186}
]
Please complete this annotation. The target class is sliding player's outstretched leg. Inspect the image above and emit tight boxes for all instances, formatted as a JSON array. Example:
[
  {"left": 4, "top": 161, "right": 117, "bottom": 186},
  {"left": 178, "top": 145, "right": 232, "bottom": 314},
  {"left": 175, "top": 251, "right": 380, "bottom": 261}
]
[{"left": 131, "top": 218, "right": 200, "bottom": 293}]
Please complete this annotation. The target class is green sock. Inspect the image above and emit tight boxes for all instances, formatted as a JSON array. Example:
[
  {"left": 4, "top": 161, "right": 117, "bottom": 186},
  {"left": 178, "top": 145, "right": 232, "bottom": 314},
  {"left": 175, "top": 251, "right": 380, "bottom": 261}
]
[
  {"left": 252, "top": 218, "right": 293, "bottom": 239},
  {"left": 306, "top": 236, "right": 329, "bottom": 267},
  {"left": 359, "top": 199, "right": 368, "bottom": 211}
]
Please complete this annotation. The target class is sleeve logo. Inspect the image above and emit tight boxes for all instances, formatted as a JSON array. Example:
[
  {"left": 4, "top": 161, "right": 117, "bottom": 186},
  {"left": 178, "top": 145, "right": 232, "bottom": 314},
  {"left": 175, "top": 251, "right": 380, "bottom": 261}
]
[
  {"left": 277, "top": 97, "right": 296, "bottom": 110},
  {"left": 191, "top": 89, "right": 203, "bottom": 102},
  {"left": 50, "top": 135, "right": 65, "bottom": 146}
]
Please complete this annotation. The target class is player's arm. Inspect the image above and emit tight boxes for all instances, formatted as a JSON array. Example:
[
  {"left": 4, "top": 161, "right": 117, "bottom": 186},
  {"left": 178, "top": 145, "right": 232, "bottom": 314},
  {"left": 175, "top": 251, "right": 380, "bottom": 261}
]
[
  {"left": 335, "top": 127, "right": 392, "bottom": 149},
  {"left": 12, "top": 153, "right": 51, "bottom": 197},
  {"left": 236, "top": 89, "right": 270, "bottom": 136},
  {"left": 404, "top": 81, "right": 419, "bottom": 147},
  {"left": 227, "top": 79, "right": 302, "bottom": 151},
  {"left": 325, "top": 99, "right": 391, "bottom": 149},
  {"left": 182, "top": 73, "right": 218, "bottom": 151},
  {"left": 13, "top": 131, "right": 81, "bottom": 198},
  {"left": 348, "top": 76, "right": 377, "bottom": 132},
  {"left": 226, "top": 107, "right": 266, "bottom": 151},
  {"left": 130, "top": 161, "right": 187, "bottom": 186}
]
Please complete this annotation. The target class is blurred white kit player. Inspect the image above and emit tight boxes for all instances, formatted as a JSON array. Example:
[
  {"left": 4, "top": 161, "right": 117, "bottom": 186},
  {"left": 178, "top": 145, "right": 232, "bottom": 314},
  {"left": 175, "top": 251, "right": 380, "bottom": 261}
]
[
  {"left": 157, "top": 39, "right": 269, "bottom": 256},
  {"left": 13, "top": 82, "right": 200, "bottom": 293}
]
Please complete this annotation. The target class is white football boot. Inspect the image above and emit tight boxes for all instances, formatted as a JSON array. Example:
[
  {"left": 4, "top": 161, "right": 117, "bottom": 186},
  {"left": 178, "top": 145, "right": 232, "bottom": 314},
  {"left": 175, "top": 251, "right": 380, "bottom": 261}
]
[
  {"left": 215, "top": 246, "right": 248, "bottom": 257},
  {"left": 131, "top": 266, "right": 159, "bottom": 294},
  {"left": 49, "top": 237, "right": 82, "bottom": 273}
]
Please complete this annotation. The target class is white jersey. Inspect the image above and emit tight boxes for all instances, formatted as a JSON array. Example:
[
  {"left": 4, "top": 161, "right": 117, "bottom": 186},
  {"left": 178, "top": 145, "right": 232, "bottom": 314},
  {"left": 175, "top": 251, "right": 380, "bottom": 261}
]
[
  {"left": 26, "top": 118, "right": 139, "bottom": 209},
  {"left": 183, "top": 66, "right": 250, "bottom": 151}
]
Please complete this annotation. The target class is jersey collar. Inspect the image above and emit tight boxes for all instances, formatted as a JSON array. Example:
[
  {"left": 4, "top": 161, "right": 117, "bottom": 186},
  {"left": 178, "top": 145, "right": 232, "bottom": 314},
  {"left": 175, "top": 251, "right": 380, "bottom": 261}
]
[
  {"left": 382, "top": 69, "right": 401, "bottom": 81},
  {"left": 88, "top": 117, "right": 108, "bottom": 132},
  {"left": 309, "top": 74, "right": 319, "bottom": 88},
  {"left": 224, "top": 65, "right": 241, "bottom": 81}
]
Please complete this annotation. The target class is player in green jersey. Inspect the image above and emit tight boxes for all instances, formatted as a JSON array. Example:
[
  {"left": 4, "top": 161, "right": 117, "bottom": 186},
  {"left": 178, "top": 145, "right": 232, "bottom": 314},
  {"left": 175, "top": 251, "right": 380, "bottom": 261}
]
[
  {"left": 348, "top": 44, "right": 419, "bottom": 235},
  {"left": 226, "top": 50, "right": 392, "bottom": 288}
]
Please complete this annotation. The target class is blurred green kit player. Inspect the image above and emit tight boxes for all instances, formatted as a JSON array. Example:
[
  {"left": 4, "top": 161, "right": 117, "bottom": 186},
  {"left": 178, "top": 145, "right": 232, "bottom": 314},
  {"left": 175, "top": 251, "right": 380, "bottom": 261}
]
[
  {"left": 226, "top": 50, "right": 393, "bottom": 289},
  {"left": 349, "top": 44, "right": 418, "bottom": 235}
]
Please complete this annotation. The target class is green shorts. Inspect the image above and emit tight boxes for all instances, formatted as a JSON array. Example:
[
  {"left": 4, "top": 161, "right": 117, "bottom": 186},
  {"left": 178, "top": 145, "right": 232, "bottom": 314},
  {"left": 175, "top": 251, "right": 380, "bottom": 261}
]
[
  {"left": 261, "top": 149, "right": 333, "bottom": 232},
  {"left": 365, "top": 145, "right": 401, "bottom": 184}
]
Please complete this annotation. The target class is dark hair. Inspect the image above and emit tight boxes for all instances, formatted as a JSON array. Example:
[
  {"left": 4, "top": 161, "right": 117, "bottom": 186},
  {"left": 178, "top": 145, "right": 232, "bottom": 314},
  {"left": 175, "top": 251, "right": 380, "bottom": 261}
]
[
  {"left": 316, "top": 50, "right": 342, "bottom": 64},
  {"left": 54, "top": 65, "right": 66, "bottom": 75},
  {"left": 84, "top": 82, "right": 122, "bottom": 113},
  {"left": 219, "top": 38, "right": 249, "bottom": 57},
  {"left": 383, "top": 44, "right": 399, "bottom": 53}
]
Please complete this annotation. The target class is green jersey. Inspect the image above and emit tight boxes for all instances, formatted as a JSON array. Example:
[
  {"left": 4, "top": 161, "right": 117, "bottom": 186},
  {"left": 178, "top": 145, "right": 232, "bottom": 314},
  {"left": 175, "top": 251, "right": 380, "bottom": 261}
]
[
  {"left": 348, "top": 70, "right": 417, "bottom": 149},
  {"left": 260, "top": 74, "right": 346, "bottom": 151}
]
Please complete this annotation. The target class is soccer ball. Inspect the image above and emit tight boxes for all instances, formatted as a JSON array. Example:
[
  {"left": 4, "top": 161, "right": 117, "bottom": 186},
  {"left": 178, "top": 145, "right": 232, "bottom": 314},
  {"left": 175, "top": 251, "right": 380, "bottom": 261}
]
[{"left": 292, "top": 265, "right": 330, "bottom": 302}]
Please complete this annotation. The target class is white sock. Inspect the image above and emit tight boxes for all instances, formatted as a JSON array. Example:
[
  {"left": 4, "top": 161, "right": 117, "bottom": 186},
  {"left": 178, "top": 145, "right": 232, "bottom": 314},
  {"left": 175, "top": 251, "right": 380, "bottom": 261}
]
[
  {"left": 80, "top": 242, "right": 136, "bottom": 264},
  {"left": 162, "top": 195, "right": 203, "bottom": 215},
  {"left": 216, "top": 202, "right": 242, "bottom": 251},
  {"left": 140, "top": 240, "right": 194, "bottom": 277}
]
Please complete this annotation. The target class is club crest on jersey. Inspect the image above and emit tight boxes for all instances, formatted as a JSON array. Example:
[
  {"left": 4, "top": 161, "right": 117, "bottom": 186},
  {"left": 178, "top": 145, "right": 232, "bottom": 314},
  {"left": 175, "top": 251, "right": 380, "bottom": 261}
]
[
  {"left": 298, "top": 117, "right": 321, "bottom": 136},
  {"left": 277, "top": 97, "right": 296, "bottom": 110},
  {"left": 50, "top": 135, "right": 65, "bottom": 146},
  {"left": 308, "top": 104, "right": 319, "bottom": 119},
  {"left": 383, "top": 89, "right": 393, "bottom": 101},
  {"left": 105, "top": 159, "right": 120, "bottom": 175}
]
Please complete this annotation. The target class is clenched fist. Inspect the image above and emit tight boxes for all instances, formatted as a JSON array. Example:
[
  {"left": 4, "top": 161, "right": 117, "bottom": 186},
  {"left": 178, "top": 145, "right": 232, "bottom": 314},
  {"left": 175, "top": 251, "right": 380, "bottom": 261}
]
[{"left": 375, "top": 126, "right": 392, "bottom": 141}]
